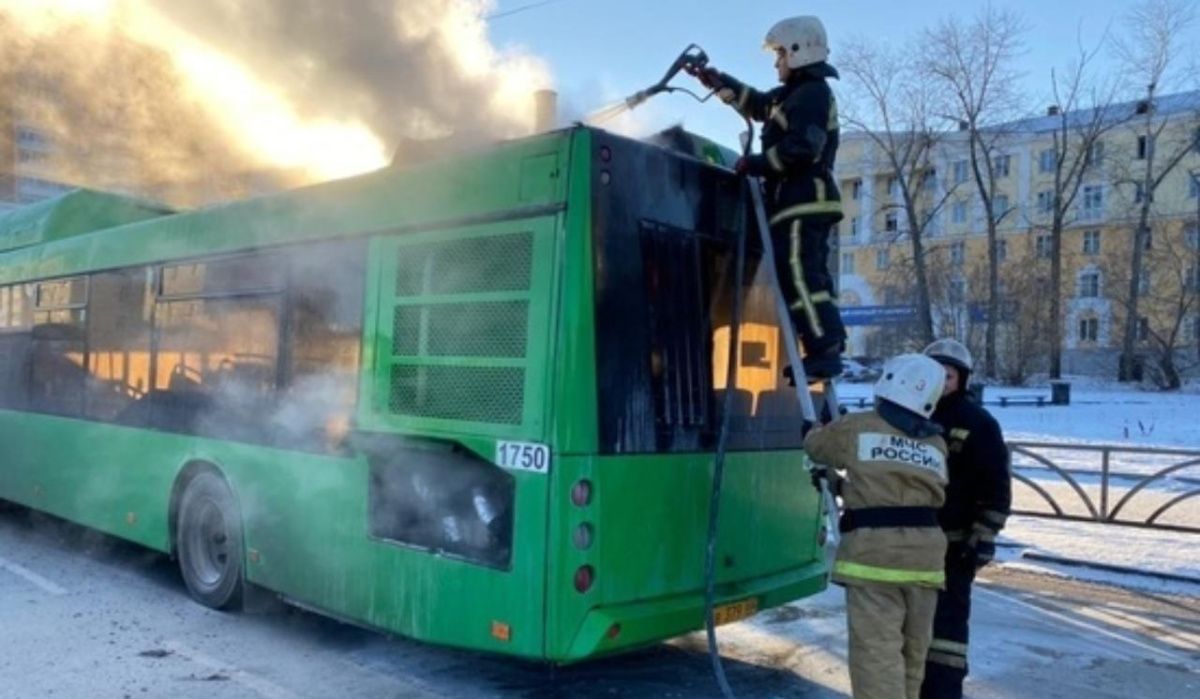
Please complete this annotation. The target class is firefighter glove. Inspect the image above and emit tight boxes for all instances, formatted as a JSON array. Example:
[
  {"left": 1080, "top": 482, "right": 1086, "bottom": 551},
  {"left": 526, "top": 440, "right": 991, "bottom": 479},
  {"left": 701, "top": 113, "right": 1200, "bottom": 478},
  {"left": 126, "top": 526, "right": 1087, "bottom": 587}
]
[
  {"left": 962, "top": 532, "right": 996, "bottom": 571},
  {"left": 687, "top": 65, "right": 723, "bottom": 90}
]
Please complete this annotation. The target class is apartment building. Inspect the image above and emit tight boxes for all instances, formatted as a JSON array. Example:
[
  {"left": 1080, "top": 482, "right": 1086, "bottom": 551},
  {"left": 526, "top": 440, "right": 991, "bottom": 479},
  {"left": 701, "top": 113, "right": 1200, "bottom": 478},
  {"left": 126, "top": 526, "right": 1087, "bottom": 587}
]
[{"left": 836, "top": 91, "right": 1200, "bottom": 379}]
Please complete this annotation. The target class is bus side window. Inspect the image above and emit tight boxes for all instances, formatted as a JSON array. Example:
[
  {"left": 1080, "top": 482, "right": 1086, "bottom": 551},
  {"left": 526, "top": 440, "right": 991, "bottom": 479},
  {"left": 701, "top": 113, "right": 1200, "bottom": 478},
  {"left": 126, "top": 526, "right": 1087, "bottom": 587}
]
[
  {"left": 152, "top": 254, "right": 284, "bottom": 441},
  {"left": 29, "top": 277, "right": 88, "bottom": 418},
  {"left": 281, "top": 240, "right": 366, "bottom": 452},
  {"left": 85, "top": 268, "right": 154, "bottom": 423},
  {"left": 0, "top": 284, "right": 33, "bottom": 411}
]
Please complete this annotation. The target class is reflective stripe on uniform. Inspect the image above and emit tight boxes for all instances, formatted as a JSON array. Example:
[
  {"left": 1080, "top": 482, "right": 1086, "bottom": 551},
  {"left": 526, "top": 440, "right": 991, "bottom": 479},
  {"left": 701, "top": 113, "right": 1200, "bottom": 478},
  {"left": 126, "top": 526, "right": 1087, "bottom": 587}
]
[
  {"left": 810, "top": 291, "right": 835, "bottom": 304},
  {"left": 766, "top": 146, "right": 785, "bottom": 172},
  {"left": 949, "top": 428, "right": 970, "bottom": 441},
  {"left": 787, "top": 219, "right": 824, "bottom": 337},
  {"left": 770, "top": 105, "right": 789, "bottom": 130},
  {"left": 972, "top": 522, "right": 997, "bottom": 542},
  {"left": 979, "top": 509, "right": 1009, "bottom": 529},
  {"left": 833, "top": 560, "right": 945, "bottom": 585},
  {"left": 944, "top": 529, "right": 969, "bottom": 542},
  {"left": 768, "top": 200, "right": 843, "bottom": 225},
  {"left": 814, "top": 177, "right": 826, "bottom": 202},
  {"left": 930, "top": 638, "right": 969, "bottom": 656},
  {"left": 926, "top": 650, "right": 968, "bottom": 669}
]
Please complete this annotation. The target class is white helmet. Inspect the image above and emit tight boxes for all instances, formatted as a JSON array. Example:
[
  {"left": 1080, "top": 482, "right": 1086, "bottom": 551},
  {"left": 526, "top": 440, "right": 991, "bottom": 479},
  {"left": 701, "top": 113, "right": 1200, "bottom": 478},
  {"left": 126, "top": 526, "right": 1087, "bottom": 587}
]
[
  {"left": 764, "top": 16, "right": 830, "bottom": 69},
  {"left": 873, "top": 353, "right": 946, "bottom": 419},
  {"left": 923, "top": 338, "right": 974, "bottom": 373}
]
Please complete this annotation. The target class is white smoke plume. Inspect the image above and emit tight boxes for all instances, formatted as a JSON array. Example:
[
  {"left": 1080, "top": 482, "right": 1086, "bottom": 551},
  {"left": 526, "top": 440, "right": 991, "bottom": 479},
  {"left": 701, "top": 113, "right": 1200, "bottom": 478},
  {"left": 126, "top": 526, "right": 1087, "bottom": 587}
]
[{"left": 1, "top": 1, "right": 552, "bottom": 200}]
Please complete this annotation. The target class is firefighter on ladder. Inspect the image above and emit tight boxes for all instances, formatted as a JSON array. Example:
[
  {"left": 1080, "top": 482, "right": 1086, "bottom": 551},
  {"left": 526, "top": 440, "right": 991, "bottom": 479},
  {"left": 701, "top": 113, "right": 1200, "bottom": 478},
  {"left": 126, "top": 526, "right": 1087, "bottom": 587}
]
[
  {"left": 920, "top": 339, "right": 1012, "bottom": 699},
  {"left": 804, "top": 354, "right": 950, "bottom": 699},
  {"left": 687, "top": 15, "right": 847, "bottom": 380}
]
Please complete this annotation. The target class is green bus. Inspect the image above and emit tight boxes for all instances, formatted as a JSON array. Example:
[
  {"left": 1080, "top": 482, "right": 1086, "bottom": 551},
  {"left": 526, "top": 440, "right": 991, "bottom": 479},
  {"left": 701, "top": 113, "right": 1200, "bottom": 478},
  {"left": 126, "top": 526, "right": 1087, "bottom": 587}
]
[{"left": 0, "top": 125, "right": 829, "bottom": 662}]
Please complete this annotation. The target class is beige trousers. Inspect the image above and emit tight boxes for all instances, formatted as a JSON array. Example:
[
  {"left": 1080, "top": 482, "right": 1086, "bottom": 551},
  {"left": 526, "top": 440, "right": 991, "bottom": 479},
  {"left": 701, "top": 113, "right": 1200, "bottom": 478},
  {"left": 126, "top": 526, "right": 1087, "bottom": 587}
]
[{"left": 846, "top": 583, "right": 939, "bottom": 699}]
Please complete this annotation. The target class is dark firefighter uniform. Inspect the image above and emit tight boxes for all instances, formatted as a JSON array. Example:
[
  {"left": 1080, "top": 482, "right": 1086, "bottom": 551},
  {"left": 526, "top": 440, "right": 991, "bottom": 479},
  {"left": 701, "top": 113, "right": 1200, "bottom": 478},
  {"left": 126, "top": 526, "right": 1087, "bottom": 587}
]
[
  {"left": 920, "top": 390, "right": 1012, "bottom": 699},
  {"left": 711, "top": 63, "right": 847, "bottom": 375}
]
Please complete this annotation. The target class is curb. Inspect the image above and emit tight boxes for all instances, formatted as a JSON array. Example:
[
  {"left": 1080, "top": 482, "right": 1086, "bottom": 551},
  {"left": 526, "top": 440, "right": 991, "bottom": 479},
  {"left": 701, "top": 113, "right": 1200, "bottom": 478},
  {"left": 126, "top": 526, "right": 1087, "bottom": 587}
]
[{"left": 1019, "top": 551, "right": 1200, "bottom": 586}]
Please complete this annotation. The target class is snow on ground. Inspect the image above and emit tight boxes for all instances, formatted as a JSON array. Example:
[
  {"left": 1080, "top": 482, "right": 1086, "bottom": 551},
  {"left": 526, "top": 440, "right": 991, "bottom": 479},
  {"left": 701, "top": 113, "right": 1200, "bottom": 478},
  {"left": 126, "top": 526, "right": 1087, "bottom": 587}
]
[{"left": 835, "top": 381, "right": 1200, "bottom": 593}]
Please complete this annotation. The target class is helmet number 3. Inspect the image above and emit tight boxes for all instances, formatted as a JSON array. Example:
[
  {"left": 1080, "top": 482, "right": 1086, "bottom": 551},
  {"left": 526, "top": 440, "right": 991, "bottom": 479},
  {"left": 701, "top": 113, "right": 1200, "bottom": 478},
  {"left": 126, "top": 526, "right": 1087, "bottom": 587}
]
[{"left": 496, "top": 441, "right": 551, "bottom": 474}]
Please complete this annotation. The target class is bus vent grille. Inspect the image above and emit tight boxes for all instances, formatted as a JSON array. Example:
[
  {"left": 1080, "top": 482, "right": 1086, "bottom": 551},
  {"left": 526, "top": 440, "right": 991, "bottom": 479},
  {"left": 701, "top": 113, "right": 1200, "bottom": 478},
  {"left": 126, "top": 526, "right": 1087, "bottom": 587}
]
[
  {"left": 392, "top": 301, "right": 528, "bottom": 358},
  {"left": 389, "top": 365, "right": 524, "bottom": 424},
  {"left": 387, "top": 230, "right": 534, "bottom": 425},
  {"left": 394, "top": 232, "right": 533, "bottom": 296}
]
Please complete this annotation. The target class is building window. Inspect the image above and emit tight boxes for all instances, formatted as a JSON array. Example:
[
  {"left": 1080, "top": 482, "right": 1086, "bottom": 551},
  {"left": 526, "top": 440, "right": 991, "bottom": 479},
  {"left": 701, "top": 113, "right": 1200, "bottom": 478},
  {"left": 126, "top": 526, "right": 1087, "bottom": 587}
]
[
  {"left": 1036, "top": 235, "right": 1052, "bottom": 259},
  {"left": 852, "top": 179, "right": 863, "bottom": 200},
  {"left": 1083, "top": 230, "right": 1101, "bottom": 255},
  {"left": 876, "top": 248, "right": 890, "bottom": 270},
  {"left": 1189, "top": 176, "right": 1199, "bottom": 199},
  {"left": 997, "top": 238, "right": 1008, "bottom": 262},
  {"left": 1079, "top": 317, "right": 1099, "bottom": 342},
  {"left": 841, "top": 252, "right": 856, "bottom": 275},
  {"left": 923, "top": 169, "right": 938, "bottom": 191},
  {"left": 953, "top": 160, "right": 969, "bottom": 184},
  {"left": 952, "top": 201, "right": 967, "bottom": 224},
  {"left": 885, "top": 212, "right": 899, "bottom": 232},
  {"left": 1082, "top": 185, "right": 1104, "bottom": 220},
  {"left": 1138, "top": 317, "right": 1151, "bottom": 341},
  {"left": 994, "top": 194, "right": 1010, "bottom": 220},
  {"left": 949, "top": 278, "right": 967, "bottom": 303},
  {"left": 1142, "top": 230, "right": 1153, "bottom": 251},
  {"left": 1079, "top": 271, "right": 1100, "bottom": 298},
  {"left": 845, "top": 217, "right": 858, "bottom": 239},
  {"left": 1134, "top": 182, "right": 1146, "bottom": 204},
  {"left": 1136, "top": 135, "right": 1154, "bottom": 160},
  {"left": 1037, "top": 190, "right": 1054, "bottom": 214},
  {"left": 993, "top": 154, "right": 1011, "bottom": 178},
  {"left": 1085, "top": 140, "right": 1104, "bottom": 168},
  {"left": 950, "top": 241, "right": 965, "bottom": 265},
  {"left": 1039, "top": 148, "right": 1055, "bottom": 173}
]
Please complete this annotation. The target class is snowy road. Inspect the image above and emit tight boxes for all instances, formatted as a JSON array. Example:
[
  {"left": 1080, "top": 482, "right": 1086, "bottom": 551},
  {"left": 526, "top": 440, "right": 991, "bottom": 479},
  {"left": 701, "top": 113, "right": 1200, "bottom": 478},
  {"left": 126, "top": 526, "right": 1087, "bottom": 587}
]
[{"left": 2, "top": 502, "right": 1197, "bottom": 698}]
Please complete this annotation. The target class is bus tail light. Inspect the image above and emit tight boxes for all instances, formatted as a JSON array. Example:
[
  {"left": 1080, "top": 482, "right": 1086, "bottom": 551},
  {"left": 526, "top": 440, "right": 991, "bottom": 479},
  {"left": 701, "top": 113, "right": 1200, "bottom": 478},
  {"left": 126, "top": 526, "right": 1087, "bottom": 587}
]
[
  {"left": 570, "top": 479, "right": 592, "bottom": 507},
  {"left": 573, "top": 565, "right": 595, "bottom": 593}
]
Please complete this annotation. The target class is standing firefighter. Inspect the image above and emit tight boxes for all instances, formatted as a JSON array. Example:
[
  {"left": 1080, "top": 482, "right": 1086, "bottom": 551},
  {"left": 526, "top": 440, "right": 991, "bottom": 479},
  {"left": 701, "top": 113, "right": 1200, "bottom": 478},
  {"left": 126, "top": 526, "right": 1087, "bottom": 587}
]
[
  {"left": 920, "top": 339, "right": 1012, "bottom": 699},
  {"left": 688, "top": 15, "right": 847, "bottom": 379},
  {"left": 805, "top": 354, "right": 949, "bottom": 699}
]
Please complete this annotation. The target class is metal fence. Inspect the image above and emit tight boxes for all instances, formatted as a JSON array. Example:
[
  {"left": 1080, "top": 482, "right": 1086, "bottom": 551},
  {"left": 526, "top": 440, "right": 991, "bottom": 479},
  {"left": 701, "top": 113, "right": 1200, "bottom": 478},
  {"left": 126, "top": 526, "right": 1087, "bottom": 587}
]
[{"left": 1008, "top": 441, "right": 1200, "bottom": 534}]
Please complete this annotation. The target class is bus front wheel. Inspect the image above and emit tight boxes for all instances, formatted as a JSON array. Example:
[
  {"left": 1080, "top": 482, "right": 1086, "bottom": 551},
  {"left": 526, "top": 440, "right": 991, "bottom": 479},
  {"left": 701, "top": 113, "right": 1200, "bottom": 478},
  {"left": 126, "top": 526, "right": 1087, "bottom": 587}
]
[{"left": 176, "top": 471, "right": 244, "bottom": 610}]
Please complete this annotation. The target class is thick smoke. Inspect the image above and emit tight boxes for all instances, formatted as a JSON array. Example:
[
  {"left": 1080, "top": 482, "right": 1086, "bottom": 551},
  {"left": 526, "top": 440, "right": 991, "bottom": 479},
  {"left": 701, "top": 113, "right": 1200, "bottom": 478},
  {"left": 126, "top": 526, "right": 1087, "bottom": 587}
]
[
  {"left": 0, "top": 12, "right": 279, "bottom": 206},
  {"left": 1, "top": 1, "right": 550, "bottom": 204},
  {"left": 143, "top": 0, "right": 547, "bottom": 145}
]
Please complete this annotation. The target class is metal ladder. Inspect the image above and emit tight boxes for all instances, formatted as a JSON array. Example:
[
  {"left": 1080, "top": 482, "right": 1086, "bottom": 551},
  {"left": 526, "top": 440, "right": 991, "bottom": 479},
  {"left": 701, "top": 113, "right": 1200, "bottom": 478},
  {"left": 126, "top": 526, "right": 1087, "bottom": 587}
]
[
  {"left": 745, "top": 177, "right": 842, "bottom": 558},
  {"left": 744, "top": 178, "right": 842, "bottom": 428}
]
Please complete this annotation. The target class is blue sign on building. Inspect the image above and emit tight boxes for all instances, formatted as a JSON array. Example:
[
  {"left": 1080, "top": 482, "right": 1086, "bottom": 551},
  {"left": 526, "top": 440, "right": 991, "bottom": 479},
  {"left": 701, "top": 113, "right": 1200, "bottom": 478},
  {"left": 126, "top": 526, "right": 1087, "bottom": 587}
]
[{"left": 842, "top": 305, "right": 919, "bottom": 327}]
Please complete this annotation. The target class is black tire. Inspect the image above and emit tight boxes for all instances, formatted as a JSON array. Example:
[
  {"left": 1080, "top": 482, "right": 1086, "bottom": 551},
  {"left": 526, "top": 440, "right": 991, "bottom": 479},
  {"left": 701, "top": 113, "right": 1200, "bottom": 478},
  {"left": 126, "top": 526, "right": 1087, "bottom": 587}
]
[{"left": 176, "top": 471, "right": 244, "bottom": 610}]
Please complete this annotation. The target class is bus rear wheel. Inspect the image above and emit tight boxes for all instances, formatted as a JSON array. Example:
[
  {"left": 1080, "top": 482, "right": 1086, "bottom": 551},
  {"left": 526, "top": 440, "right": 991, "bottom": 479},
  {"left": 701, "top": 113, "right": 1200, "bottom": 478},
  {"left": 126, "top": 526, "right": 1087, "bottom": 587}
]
[{"left": 176, "top": 471, "right": 244, "bottom": 610}]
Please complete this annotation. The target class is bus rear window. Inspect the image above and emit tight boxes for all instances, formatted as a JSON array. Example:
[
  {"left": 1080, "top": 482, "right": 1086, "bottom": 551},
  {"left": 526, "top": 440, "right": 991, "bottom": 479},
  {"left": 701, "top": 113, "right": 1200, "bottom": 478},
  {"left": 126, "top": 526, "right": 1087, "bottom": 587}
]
[{"left": 591, "top": 134, "right": 805, "bottom": 454}]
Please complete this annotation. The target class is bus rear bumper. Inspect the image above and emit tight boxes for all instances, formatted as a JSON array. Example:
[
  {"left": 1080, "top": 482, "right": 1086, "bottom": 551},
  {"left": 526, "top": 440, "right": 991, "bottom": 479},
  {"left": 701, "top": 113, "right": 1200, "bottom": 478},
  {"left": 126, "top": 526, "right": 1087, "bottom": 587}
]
[{"left": 557, "top": 560, "right": 829, "bottom": 663}]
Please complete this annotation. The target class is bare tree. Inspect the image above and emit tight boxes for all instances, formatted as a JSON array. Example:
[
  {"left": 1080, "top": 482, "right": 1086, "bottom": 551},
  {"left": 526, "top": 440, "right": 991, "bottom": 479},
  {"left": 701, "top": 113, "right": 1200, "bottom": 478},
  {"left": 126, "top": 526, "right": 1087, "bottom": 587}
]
[
  {"left": 1111, "top": 0, "right": 1198, "bottom": 381},
  {"left": 840, "top": 38, "right": 961, "bottom": 346},
  {"left": 1103, "top": 221, "right": 1200, "bottom": 388},
  {"left": 1033, "top": 37, "right": 1128, "bottom": 379},
  {"left": 923, "top": 6, "right": 1029, "bottom": 379}
]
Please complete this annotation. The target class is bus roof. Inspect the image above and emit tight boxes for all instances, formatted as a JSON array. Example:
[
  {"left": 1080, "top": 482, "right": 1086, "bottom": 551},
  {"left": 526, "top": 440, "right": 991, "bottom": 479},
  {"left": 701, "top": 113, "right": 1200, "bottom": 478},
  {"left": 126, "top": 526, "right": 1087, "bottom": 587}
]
[{"left": 0, "top": 189, "right": 173, "bottom": 254}]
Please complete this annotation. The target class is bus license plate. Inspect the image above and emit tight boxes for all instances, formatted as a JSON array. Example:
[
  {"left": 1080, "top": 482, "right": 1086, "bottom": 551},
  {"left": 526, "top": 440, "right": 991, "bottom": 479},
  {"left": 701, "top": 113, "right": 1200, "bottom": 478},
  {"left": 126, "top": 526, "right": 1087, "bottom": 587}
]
[{"left": 713, "top": 598, "right": 758, "bottom": 626}]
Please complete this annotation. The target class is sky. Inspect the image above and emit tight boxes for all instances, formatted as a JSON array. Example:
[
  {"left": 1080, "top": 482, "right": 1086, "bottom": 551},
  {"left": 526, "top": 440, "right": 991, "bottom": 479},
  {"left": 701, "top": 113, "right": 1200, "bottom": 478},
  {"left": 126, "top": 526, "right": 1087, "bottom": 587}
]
[{"left": 487, "top": 0, "right": 1200, "bottom": 147}]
